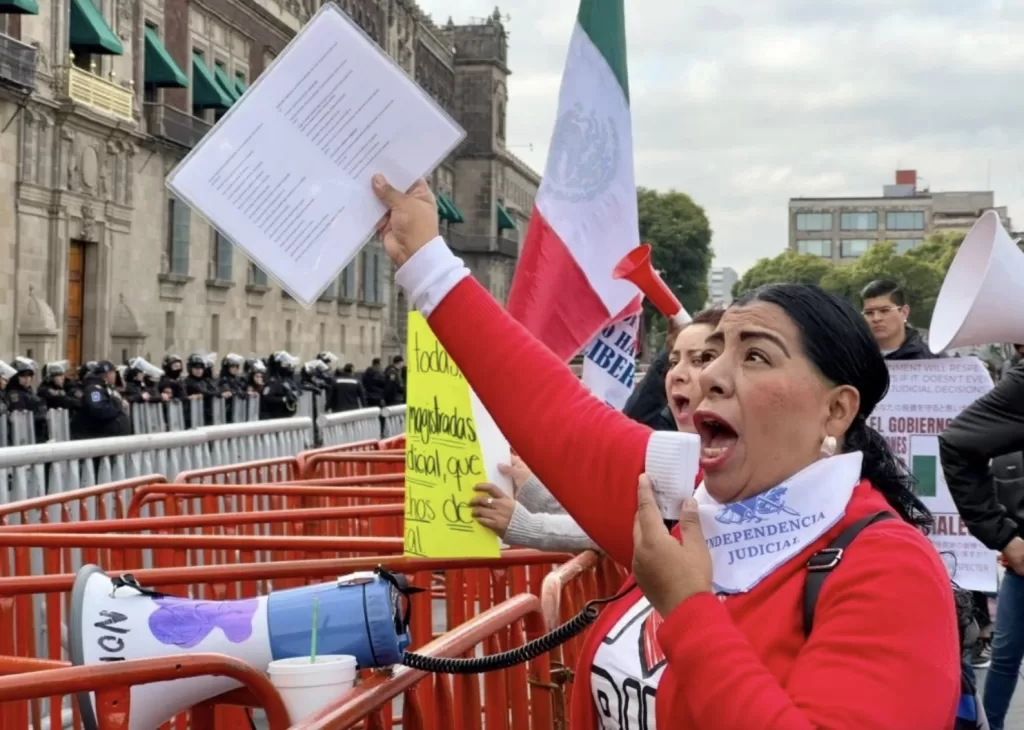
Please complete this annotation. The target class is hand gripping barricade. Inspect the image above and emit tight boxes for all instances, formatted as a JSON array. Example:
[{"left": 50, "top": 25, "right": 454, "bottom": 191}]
[{"left": 68, "top": 562, "right": 628, "bottom": 729}]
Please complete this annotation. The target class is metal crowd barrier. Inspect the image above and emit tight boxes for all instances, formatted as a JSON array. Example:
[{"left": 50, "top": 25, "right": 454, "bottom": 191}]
[
  {"left": 0, "top": 406, "right": 407, "bottom": 506},
  {"left": 0, "top": 418, "right": 314, "bottom": 507},
  {"left": 382, "top": 404, "right": 406, "bottom": 437},
  {"left": 318, "top": 407, "right": 388, "bottom": 447},
  {"left": 130, "top": 394, "right": 260, "bottom": 435}
]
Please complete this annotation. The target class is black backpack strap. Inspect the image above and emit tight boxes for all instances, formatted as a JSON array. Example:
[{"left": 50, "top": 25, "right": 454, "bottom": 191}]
[{"left": 803, "top": 511, "right": 896, "bottom": 636}]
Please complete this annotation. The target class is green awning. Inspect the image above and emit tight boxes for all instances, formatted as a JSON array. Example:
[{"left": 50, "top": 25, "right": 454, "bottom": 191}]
[
  {"left": 191, "top": 54, "right": 233, "bottom": 109},
  {"left": 143, "top": 27, "right": 187, "bottom": 88},
  {"left": 441, "top": 194, "right": 465, "bottom": 223},
  {"left": 436, "top": 196, "right": 452, "bottom": 221},
  {"left": 234, "top": 74, "right": 248, "bottom": 97},
  {"left": 213, "top": 65, "right": 240, "bottom": 103},
  {"left": 0, "top": 0, "right": 39, "bottom": 14},
  {"left": 69, "top": 0, "right": 124, "bottom": 55},
  {"left": 497, "top": 203, "right": 517, "bottom": 231}
]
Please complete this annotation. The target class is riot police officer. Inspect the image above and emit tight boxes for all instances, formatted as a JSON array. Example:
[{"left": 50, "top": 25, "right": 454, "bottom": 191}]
[
  {"left": 38, "top": 361, "right": 81, "bottom": 411},
  {"left": 73, "top": 361, "right": 131, "bottom": 439},
  {"left": 158, "top": 354, "right": 187, "bottom": 402},
  {"left": 261, "top": 351, "right": 299, "bottom": 420},
  {"left": 5, "top": 357, "right": 48, "bottom": 443}
]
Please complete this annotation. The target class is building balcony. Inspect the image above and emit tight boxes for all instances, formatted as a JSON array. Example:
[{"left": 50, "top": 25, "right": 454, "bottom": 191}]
[
  {"left": 447, "top": 231, "right": 519, "bottom": 258},
  {"left": 0, "top": 32, "right": 36, "bottom": 90},
  {"left": 145, "top": 102, "right": 211, "bottom": 149},
  {"left": 64, "top": 53, "right": 134, "bottom": 122}
]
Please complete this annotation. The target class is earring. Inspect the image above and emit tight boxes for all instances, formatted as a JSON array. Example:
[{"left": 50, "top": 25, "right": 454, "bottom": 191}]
[{"left": 820, "top": 435, "right": 837, "bottom": 457}]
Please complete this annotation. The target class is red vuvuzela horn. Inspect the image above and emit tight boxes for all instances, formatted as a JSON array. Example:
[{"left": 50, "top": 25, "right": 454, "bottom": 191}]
[{"left": 612, "top": 244, "right": 691, "bottom": 326}]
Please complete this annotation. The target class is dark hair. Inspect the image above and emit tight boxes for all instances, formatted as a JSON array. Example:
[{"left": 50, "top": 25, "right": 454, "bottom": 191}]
[
  {"left": 690, "top": 307, "right": 725, "bottom": 328},
  {"left": 732, "top": 283, "right": 932, "bottom": 530},
  {"left": 860, "top": 279, "right": 906, "bottom": 307},
  {"left": 668, "top": 308, "right": 725, "bottom": 348}
]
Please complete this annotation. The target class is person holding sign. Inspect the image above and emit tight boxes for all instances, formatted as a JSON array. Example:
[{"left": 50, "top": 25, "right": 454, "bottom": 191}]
[{"left": 372, "top": 175, "right": 959, "bottom": 729}]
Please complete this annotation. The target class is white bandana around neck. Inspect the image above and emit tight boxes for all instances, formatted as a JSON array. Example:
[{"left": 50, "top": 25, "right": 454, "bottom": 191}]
[{"left": 694, "top": 451, "right": 863, "bottom": 595}]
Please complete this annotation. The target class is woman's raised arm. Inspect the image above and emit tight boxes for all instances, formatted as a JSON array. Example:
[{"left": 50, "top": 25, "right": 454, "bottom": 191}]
[{"left": 395, "top": 236, "right": 698, "bottom": 567}]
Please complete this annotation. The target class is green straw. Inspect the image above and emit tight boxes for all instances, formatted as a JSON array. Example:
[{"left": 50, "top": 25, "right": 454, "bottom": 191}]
[{"left": 310, "top": 597, "right": 319, "bottom": 663}]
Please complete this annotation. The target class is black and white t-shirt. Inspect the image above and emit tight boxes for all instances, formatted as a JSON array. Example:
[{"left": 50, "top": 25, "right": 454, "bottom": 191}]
[{"left": 591, "top": 597, "right": 665, "bottom": 730}]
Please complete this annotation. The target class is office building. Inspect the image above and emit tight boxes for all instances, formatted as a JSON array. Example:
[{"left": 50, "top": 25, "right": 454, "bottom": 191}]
[
  {"left": 788, "top": 169, "right": 1011, "bottom": 263},
  {"left": 707, "top": 267, "right": 737, "bottom": 306}
]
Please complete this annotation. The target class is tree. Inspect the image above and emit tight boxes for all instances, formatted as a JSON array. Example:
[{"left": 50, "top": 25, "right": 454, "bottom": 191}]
[
  {"left": 732, "top": 251, "right": 833, "bottom": 298},
  {"left": 637, "top": 187, "right": 713, "bottom": 331},
  {"left": 822, "top": 242, "right": 945, "bottom": 327},
  {"left": 904, "top": 231, "right": 965, "bottom": 276},
  {"left": 731, "top": 232, "right": 968, "bottom": 329}
]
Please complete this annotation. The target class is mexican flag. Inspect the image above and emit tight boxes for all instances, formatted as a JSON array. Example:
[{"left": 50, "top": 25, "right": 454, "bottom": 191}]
[{"left": 506, "top": 0, "right": 642, "bottom": 371}]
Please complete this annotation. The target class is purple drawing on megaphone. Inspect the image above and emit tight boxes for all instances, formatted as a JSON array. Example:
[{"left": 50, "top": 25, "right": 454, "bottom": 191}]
[{"left": 148, "top": 596, "right": 259, "bottom": 648}]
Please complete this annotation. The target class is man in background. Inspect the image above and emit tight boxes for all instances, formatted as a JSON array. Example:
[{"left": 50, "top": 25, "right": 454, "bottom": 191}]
[{"left": 860, "top": 279, "right": 937, "bottom": 360}]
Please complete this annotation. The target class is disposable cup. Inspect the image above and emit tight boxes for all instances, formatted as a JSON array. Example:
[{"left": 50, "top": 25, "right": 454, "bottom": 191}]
[{"left": 267, "top": 654, "right": 358, "bottom": 723}]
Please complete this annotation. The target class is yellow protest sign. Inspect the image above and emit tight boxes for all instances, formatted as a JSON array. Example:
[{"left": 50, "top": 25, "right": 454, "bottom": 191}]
[{"left": 403, "top": 312, "right": 504, "bottom": 558}]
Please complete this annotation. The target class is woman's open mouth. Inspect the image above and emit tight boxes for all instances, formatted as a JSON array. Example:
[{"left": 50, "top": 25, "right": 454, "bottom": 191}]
[
  {"left": 669, "top": 394, "right": 691, "bottom": 424},
  {"left": 693, "top": 411, "right": 739, "bottom": 470}
]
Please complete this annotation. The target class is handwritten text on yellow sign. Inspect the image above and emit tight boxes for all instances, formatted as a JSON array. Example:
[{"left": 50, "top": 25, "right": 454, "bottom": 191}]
[{"left": 404, "top": 312, "right": 501, "bottom": 558}]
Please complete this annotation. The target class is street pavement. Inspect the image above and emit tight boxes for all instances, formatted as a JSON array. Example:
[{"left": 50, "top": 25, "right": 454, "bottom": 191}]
[{"left": 978, "top": 667, "right": 1024, "bottom": 729}]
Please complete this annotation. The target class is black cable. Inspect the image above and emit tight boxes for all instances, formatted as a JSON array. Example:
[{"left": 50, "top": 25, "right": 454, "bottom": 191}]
[{"left": 401, "top": 581, "right": 637, "bottom": 675}]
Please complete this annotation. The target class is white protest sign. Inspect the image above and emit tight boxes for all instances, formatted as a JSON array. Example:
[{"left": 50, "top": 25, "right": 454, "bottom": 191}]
[
  {"left": 869, "top": 357, "right": 998, "bottom": 592},
  {"left": 166, "top": 2, "right": 465, "bottom": 307},
  {"left": 581, "top": 314, "right": 640, "bottom": 410}
]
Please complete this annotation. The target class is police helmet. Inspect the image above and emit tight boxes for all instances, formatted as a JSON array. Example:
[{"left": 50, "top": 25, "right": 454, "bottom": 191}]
[
  {"left": 12, "top": 357, "right": 37, "bottom": 376},
  {"left": 43, "top": 360, "right": 70, "bottom": 380}
]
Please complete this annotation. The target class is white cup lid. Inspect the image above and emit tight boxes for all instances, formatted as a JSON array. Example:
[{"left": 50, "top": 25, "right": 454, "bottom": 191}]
[{"left": 268, "top": 654, "right": 358, "bottom": 675}]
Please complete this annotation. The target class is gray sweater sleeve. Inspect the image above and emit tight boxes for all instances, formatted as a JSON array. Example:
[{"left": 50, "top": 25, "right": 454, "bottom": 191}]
[
  {"left": 503, "top": 503, "right": 600, "bottom": 553},
  {"left": 515, "top": 474, "right": 563, "bottom": 514}
]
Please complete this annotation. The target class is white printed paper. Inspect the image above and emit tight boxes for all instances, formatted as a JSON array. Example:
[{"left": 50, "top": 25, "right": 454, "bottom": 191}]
[{"left": 166, "top": 2, "right": 466, "bottom": 306}]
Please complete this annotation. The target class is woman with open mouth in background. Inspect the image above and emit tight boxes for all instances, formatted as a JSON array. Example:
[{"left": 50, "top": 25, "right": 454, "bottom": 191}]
[
  {"left": 470, "top": 308, "right": 724, "bottom": 552},
  {"left": 373, "top": 176, "right": 961, "bottom": 729}
]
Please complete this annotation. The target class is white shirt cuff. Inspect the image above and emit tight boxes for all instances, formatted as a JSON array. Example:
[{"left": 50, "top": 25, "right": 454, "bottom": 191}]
[
  {"left": 645, "top": 430, "right": 701, "bottom": 519},
  {"left": 394, "top": 236, "right": 471, "bottom": 317}
]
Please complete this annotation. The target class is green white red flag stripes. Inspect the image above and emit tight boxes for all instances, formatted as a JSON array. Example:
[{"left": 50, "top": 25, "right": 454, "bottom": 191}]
[{"left": 506, "top": 0, "right": 643, "bottom": 369}]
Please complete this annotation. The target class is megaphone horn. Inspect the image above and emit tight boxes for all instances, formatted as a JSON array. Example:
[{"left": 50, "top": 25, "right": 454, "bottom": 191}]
[
  {"left": 928, "top": 210, "right": 1024, "bottom": 353},
  {"left": 69, "top": 565, "right": 412, "bottom": 730},
  {"left": 612, "top": 244, "right": 691, "bottom": 326}
]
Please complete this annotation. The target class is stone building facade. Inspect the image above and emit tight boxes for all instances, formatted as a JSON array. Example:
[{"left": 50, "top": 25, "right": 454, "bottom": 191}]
[{"left": 0, "top": 0, "right": 538, "bottom": 367}]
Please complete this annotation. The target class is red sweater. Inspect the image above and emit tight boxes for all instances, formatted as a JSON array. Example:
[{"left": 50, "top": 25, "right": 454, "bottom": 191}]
[{"left": 424, "top": 275, "right": 961, "bottom": 729}]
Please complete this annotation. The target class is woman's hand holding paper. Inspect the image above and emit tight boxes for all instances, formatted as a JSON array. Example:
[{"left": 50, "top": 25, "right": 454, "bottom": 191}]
[{"left": 371, "top": 175, "right": 439, "bottom": 266}]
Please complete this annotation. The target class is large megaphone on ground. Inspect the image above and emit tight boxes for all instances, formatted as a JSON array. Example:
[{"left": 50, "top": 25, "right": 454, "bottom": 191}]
[
  {"left": 613, "top": 244, "right": 692, "bottom": 326},
  {"left": 928, "top": 210, "right": 1024, "bottom": 353},
  {"left": 69, "top": 565, "right": 413, "bottom": 730}
]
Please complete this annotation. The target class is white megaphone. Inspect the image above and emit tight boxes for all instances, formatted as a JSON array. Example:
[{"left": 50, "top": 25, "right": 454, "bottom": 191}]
[
  {"left": 68, "top": 565, "right": 415, "bottom": 730},
  {"left": 928, "top": 210, "right": 1024, "bottom": 353}
]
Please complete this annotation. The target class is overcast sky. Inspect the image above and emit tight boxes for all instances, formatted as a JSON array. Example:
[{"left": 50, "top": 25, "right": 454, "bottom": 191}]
[{"left": 416, "top": 0, "right": 1024, "bottom": 274}]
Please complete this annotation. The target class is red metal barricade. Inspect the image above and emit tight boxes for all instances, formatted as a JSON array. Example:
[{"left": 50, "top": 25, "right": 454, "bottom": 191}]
[
  {"left": 0, "top": 551, "right": 574, "bottom": 730},
  {"left": 0, "top": 476, "right": 168, "bottom": 529},
  {"left": 176, "top": 456, "right": 301, "bottom": 484},
  {"left": 299, "top": 453, "right": 405, "bottom": 481},
  {"left": 0, "top": 655, "right": 292, "bottom": 730},
  {"left": 295, "top": 593, "right": 548, "bottom": 730}
]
